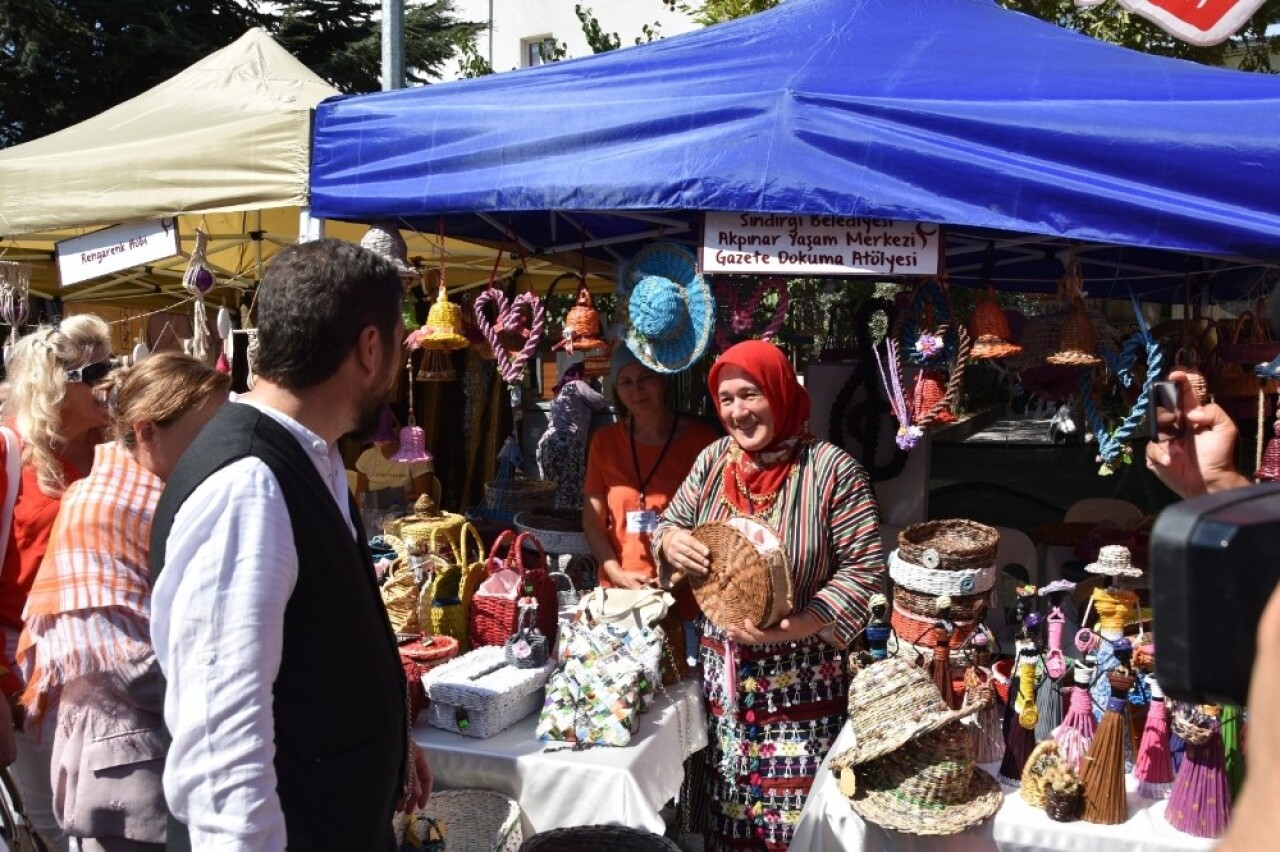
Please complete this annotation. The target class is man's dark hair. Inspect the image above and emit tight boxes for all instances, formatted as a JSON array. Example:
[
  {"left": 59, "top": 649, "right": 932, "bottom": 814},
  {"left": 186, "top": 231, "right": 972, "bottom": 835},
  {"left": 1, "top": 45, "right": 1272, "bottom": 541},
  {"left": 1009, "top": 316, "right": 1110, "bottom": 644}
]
[{"left": 255, "top": 239, "right": 403, "bottom": 390}]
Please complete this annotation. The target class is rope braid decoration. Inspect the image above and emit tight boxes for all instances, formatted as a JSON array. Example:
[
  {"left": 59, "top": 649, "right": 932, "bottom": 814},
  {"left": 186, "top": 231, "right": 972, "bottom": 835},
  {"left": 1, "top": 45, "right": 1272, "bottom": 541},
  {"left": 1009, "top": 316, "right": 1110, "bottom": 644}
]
[
  {"left": 473, "top": 287, "right": 546, "bottom": 415},
  {"left": 713, "top": 275, "right": 790, "bottom": 353},
  {"left": 181, "top": 229, "right": 216, "bottom": 360},
  {"left": 827, "top": 296, "right": 909, "bottom": 481},
  {"left": 873, "top": 324, "right": 971, "bottom": 451},
  {"left": 1079, "top": 330, "right": 1164, "bottom": 474},
  {"left": 898, "top": 277, "right": 958, "bottom": 366},
  {"left": 0, "top": 261, "right": 31, "bottom": 367}
]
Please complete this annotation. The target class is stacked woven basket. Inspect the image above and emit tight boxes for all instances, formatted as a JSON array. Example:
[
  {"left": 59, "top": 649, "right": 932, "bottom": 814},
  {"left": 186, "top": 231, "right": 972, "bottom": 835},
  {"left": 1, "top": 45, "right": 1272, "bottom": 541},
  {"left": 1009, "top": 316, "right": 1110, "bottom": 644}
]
[{"left": 888, "top": 519, "right": 1000, "bottom": 692}]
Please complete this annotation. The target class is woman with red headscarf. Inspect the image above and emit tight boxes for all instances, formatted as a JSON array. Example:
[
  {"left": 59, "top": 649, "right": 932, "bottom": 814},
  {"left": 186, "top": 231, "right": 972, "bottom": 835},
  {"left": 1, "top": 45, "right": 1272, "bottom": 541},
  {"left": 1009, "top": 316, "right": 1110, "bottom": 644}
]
[{"left": 655, "top": 340, "right": 885, "bottom": 852}]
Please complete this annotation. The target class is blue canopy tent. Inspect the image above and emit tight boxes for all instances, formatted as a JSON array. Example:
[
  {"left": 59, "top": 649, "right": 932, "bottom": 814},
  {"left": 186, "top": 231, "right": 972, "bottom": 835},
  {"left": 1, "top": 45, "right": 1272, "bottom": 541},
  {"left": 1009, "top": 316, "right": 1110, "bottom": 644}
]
[{"left": 310, "top": 0, "right": 1280, "bottom": 302}]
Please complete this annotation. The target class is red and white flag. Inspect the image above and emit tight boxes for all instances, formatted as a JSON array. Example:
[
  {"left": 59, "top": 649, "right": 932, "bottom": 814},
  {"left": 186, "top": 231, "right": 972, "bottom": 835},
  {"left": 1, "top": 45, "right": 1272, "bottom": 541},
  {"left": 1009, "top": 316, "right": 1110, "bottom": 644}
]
[{"left": 1075, "top": 0, "right": 1266, "bottom": 46}]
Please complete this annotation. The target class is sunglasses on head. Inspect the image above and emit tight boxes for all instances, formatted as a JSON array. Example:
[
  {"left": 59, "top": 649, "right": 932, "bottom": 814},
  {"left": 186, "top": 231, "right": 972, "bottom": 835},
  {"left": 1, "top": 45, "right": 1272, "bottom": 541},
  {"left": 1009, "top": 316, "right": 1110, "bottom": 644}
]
[{"left": 65, "top": 360, "right": 115, "bottom": 385}]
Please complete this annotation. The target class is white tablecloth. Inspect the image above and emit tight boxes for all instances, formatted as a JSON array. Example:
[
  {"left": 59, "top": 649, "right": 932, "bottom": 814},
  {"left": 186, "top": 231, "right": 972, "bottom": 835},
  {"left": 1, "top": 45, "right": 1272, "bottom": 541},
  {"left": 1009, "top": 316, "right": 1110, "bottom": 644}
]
[
  {"left": 791, "top": 722, "right": 1216, "bottom": 852},
  {"left": 414, "top": 677, "right": 707, "bottom": 837}
]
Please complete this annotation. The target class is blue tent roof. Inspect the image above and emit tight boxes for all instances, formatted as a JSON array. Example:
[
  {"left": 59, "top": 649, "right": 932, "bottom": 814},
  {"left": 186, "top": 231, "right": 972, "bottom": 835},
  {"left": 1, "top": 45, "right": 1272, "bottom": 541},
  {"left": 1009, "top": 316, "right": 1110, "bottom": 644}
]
[{"left": 309, "top": 0, "right": 1280, "bottom": 300}]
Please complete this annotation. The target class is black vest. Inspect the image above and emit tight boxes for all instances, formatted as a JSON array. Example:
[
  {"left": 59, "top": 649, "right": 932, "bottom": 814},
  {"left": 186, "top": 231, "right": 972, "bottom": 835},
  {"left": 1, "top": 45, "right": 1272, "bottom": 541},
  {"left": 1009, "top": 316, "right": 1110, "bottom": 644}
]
[{"left": 151, "top": 403, "right": 406, "bottom": 850}]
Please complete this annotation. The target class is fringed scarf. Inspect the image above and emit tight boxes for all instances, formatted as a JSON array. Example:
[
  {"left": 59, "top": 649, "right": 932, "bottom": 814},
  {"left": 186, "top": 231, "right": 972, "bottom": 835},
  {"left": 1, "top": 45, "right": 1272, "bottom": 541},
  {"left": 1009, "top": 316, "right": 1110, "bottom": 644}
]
[
  {"left": 16, "top": 442, "right": 162, "bottom": 723},
  {"left": 709, "top": 340, "right": 810, "bottom": 515}
]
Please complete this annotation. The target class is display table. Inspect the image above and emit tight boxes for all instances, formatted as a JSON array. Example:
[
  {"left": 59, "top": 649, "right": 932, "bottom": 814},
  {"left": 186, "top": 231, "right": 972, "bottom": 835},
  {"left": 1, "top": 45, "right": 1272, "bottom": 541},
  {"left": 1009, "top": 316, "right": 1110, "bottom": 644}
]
[
  {"left": 791, "top": 722, "right": 1215, "bottom": 852},
  {"left": 414, "top": 677, "right": 707, "bottom": 837}
]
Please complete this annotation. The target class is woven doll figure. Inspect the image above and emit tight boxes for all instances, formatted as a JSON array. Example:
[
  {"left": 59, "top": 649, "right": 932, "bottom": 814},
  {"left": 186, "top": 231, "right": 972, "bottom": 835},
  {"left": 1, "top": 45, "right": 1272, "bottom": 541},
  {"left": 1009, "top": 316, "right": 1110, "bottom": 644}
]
[
  {"left": 1080, "top": 668, "right": 1134, "bottom": 825},
  {"left": 1052, "top": 660, "right": 1098, "bottom": 772},
  {"left": 998, "top": 643, "right": 1039, "bottom": 786},
  {"left": 929, "top": 606, "right": 958, "bottom": 710},
  {"left": 1135, "top": 676, "right": 1175, "bottom": 799},
  {"left": 961, "top": 631, "right": 1005, "bottom": 764},
  {"left": 1166, "top": 705, "right": 1231, "bottom": 839},
  {"left": 861, "top": 593, "right": 894, "bottom": 663}
]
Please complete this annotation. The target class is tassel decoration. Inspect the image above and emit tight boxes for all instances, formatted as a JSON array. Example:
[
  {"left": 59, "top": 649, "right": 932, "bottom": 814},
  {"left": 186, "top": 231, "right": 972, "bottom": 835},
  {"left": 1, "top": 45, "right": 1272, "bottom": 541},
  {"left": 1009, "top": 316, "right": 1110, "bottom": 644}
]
[
  {"left": 1080, "top": 671, "right": 1134, "bottom": 825},
  {"left": 1166, "top": 706, "right": 1231, "bottom": 838},
  {"left": 1135, "top": 679, "right": 1174, "bottom": 799},
  {"left": 929, "top": 624, "right": 957, "bottom": 709}
]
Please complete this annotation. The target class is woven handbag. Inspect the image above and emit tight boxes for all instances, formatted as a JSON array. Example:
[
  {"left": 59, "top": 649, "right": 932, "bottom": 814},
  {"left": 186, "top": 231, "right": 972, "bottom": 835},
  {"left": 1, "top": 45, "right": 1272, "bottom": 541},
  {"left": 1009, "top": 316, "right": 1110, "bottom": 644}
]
[
  {"left": 689, "top": 517, "right": 793, "bottom": 630},
  {"left": 577, "top": 586, "right": 673, "bottom": 632},
  {"left": 471, "top": 531, "right": 559, "bottom": 649},
  {"left": 425, "top": 523, "right": 486, "bottom": 653},
  {"left": 423, "top": 645, "right": 556, "bottom": 739},
  {"left": 504, "top": 600, "right": 550, "bottom": 669}
]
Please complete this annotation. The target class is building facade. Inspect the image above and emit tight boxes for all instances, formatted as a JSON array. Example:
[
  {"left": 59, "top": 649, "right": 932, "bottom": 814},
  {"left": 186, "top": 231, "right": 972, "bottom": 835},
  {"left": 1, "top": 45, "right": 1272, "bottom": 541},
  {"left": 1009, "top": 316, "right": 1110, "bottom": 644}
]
[{"left": 441, "top": 0, "right": 699, "bottom": 79}]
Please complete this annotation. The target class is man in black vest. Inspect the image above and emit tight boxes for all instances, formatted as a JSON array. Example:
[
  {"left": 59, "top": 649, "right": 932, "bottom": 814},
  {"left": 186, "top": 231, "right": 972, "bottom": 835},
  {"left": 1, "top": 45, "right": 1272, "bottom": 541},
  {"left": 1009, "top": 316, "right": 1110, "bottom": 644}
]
[{"left": 150, "top": 238, "right": 430, "bottom": 850}]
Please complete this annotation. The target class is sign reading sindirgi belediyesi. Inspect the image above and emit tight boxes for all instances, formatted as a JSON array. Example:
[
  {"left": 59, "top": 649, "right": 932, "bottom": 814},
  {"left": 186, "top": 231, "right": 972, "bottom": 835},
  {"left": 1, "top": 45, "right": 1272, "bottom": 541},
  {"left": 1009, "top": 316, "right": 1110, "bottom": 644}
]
[
  {"left": 700, "top": 212, "right": 940, "bottom": 277},
  {"left": 55, "top": 218, "right": 181, "bottom": 287}
]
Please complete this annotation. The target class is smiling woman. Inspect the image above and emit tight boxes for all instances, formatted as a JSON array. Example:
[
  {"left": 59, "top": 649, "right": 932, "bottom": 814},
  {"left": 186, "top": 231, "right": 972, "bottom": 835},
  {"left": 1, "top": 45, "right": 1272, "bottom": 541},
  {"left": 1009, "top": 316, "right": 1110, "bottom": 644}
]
[{"left": 653, "top": 339, "right": 886, "bottom": 852}]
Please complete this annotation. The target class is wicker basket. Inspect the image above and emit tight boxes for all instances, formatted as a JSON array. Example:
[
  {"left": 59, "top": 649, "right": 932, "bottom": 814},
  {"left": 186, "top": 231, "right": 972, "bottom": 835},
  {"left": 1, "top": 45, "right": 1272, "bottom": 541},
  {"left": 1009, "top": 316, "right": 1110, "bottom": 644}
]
[
  {"left": 518, "top": 825, "right": 680, "bottom": 851},
  {"left": 1020, "top": 739, "right": 1063, "bottom": 808},
  {"left": 470, "top": 531, "right": 559, "bottom": 649},
  {"left": 515, "top": 509, "right": 591, "bottom": 555},
  {"left": 1045, "top": 786, "right": 1082, "bottom": 822},
  {"left": 969, "top": 291, "right": 1023, "bottom": 360},
  {"left": 1046, "top": 302, "right": 1102, "bottom": 366},
  {"left": 416, "top": 789, "right": 523, "bottom": 852},
  {"left": 423, "top": 645, "right": 555, "bottom": 738},
  {"left": 424, "top": 523, "right": 487, "bottom": 653},
  {"left": 399, "top": 635, "right": 460, "bottom": 725},
  {"left": 893, "top": 585, "right": 990, "bottom": 621},
  {"left": 897, "top": 520, "right": 999, "bottom": 572},
  {"left": 690, "top": 517, "right": 793, "bottom": 631}
]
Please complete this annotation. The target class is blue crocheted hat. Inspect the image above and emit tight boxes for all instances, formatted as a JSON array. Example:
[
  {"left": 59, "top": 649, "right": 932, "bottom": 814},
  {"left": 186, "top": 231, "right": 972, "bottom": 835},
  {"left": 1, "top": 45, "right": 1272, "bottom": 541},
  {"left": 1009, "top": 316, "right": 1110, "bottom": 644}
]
[{"left": 617, "top": 242, "right": 714, "bottom": 374}]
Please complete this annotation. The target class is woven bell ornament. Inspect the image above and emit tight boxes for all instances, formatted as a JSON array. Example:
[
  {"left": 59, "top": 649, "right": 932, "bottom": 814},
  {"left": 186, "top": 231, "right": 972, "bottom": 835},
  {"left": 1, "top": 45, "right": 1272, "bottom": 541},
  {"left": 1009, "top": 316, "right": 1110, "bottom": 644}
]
[
  {"left": 553, "top": 282, "right": 606, "bottom": 355},
  {"left": 1256, "top": 419, "right": 1280, "bottom": 481},
  {"left": 411, "top": 283, "right": 469, "bottom": 352},
  {"left": 910, "top": 369, "right": 954, "bottom": 424},
  {"left": 969, "top": 289, "right": 1022, "bottom": 360},
  {"left": 392, "top": 362, "right": 433, "bottom": 463},
  {"left": 1046, "top": 258, "right": 1101, "bottom": 367}
]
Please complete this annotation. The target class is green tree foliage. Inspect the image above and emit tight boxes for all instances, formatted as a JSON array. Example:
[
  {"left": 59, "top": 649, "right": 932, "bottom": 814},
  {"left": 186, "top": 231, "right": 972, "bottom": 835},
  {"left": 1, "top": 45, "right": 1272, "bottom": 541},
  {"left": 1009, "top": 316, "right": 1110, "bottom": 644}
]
[
  {"left": 0, "top": 0, "right": 484, "bottom": 147},
  {"left": 663, "top": 0, "right": 780, "bottom": 27}
]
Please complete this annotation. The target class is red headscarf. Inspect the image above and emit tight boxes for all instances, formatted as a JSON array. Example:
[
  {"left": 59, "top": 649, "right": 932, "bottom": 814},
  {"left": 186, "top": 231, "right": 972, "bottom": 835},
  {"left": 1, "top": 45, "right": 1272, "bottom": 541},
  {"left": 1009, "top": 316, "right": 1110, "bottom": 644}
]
[{"left": 708, "top": 340, "right": 810, "bottom": 514}]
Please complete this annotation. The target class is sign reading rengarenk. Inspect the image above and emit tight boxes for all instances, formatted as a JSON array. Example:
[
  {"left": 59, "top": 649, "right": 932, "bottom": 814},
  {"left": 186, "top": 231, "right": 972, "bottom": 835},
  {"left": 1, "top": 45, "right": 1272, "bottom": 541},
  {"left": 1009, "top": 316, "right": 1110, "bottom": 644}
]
[
  {"left": 55, "top": 219, "right": 180, "bottom": 287},
  {"left": 700, "top": 212, "right": 940, "bottom": 277}
]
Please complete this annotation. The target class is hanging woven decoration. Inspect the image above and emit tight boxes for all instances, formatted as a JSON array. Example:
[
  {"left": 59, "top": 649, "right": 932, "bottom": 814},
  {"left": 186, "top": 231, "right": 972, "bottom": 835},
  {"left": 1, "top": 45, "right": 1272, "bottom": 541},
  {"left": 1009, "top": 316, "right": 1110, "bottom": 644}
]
[
  {"left": 181, "top": 229, "right": 216, "bottom": 360},
  {"left": 392, "top": 360, "right": 433, "bottom": 465},
  {"left": 712, "top": 275, "right": 790, "bottom": 353},
  {"left": 1080, "top": 313, "right": 1165, "bottom": 475},
  {"left": 407, "top": 280, "right": 469, "bottom": 384},
  {"left": 1257, "top": 416, "right": 1280, "bottom": 481},
  {"left": 0, "top": 261, "right": 31, "bottom": 368},
  {"left": 1046, "top": 255, "right": 1102, "bottom": 367},
  {"left": 969, "top": 286, "right": 1022, "bottom": 360},
  {"left": 898, "top": 277, "right": 958, "bottom": 366},
  {"left": 473, "top": 286, "right": 545, "bottom": 417},
  {"left": 552, "top": 280, "right": 607, "bottom": 356},
  {"left": 873, "top": 324, "right": 970, "bottom": 451},
  {"left": 215, "top": 305, "right": 234, "bottom": 374}
]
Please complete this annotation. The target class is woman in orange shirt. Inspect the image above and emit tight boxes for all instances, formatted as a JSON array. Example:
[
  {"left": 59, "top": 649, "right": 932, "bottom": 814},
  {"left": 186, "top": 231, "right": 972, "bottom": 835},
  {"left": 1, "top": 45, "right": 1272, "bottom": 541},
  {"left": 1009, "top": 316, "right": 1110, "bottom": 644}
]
[{"left": 582, "top": 347, "right": 718, "bottom": 615}]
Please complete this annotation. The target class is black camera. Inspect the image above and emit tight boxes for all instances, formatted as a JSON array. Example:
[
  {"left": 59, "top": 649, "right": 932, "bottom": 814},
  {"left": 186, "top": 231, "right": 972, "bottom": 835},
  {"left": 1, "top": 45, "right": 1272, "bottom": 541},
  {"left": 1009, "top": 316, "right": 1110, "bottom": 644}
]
[{"left": 1151, "top": 481, "right": 1280, "bottom": 706}]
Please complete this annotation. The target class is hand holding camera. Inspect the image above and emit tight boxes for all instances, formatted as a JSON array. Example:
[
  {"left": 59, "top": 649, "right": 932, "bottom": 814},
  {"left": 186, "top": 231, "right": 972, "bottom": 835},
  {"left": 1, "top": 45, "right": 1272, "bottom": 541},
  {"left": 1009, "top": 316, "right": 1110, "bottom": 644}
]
[{"left": 1144, "top": 371, "right": 1251, "bottom": 498}]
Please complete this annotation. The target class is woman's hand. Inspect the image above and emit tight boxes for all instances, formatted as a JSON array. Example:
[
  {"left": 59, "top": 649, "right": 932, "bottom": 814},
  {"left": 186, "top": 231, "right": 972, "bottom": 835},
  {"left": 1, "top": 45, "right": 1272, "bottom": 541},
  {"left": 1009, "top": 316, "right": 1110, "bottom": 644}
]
[
  {"left": 400, "top": 742, "right": 432, "bottom": 812},
  {"left": 726, "top": 611, "right": 821, "bottom": 646},
  {"left": 660, "top": 528, "right": 711, "bottom": 578},
  {"left": 603, "top": 560, "right": 657, "bottom": 590}
]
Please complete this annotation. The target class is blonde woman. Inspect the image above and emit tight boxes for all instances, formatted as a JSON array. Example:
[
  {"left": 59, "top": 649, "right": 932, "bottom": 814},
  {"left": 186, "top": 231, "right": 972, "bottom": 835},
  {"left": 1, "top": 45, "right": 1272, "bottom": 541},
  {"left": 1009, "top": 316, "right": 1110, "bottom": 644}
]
[
  {"left": 0, "top": 314, "right": 113, "bottom": 851},
  {"left": 16, "top": 353, "right": 228, "bottom": 852}
]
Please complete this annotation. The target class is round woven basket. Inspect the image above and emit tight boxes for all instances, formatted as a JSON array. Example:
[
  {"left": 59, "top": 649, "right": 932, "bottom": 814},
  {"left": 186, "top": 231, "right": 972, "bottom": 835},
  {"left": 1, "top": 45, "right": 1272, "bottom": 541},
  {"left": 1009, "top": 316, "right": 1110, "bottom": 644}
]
[
  {"left": 483, "top": 478, "right": 558, "bottom": 514},
  {"left": 518, "top": 825, "right": 680, "bottom": 851},
  {"left": 417, "top": 789, "right": 523, "bottom": 852},
  {"left": 897, "top": 520, "right": 999, "bottom": 572},
  {"left": 515, "top": 509, "right": 591, "bottom": 555},
  {"left": 893, "top": 585, "right": 990, "bottom": 621},
  {"left": 399, "top": 635, "right": 460, "bottom": 725},
  {"left": 690, "top": 518, "right": 793, "bottom": 630},
  {"left": 1045, "top": 786, "right": 1082, "bottom": 822}
]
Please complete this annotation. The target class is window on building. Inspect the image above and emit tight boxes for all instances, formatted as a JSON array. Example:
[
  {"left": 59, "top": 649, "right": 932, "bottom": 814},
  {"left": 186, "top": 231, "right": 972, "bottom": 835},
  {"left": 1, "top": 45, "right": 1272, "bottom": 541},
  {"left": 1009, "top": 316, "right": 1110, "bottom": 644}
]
[{"left": 523, "top": 36, "right": 558, "bottom": 67}]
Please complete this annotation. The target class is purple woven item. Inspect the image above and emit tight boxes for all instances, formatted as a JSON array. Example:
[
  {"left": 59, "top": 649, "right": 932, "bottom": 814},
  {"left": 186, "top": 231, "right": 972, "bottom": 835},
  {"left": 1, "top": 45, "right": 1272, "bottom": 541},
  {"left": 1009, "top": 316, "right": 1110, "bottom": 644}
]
[
  {"left": 997, "top": 668, "right": 1035, "bottom": 786},
  {"left": 1166, "top": 716, "right": 1231, "bottom": 838},
  {"left": 1135, "top": 696, "right": 1174, "bottom": 799}
]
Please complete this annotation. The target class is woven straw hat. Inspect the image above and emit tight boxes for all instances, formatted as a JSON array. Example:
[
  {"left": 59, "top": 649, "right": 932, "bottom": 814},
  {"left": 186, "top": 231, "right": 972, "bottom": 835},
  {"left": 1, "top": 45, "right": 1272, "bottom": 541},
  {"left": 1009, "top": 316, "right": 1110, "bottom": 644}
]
[
  {"left": 359, "top": 221, "right": 419, "bottom": 281},
  {"left": 690, "top": 517, "right": 793, "bottom": 630},
  {"left": 618, "top": 242, "right": 714, "bottom": 374},
  {"left": 834, "top": 721, "right": 1002, "bottom": 836},
  {"left": 1085, "top": 544, "right": 1142, "bottom": 578},
  {"left": 837, "top": 657, "right": 983, "bottom": 766}
]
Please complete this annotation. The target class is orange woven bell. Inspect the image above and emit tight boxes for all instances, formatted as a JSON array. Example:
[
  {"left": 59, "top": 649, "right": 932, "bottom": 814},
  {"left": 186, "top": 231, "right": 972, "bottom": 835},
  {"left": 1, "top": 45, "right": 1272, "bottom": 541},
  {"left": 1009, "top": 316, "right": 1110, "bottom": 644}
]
[
  {"left": 969, "top": 290, "right": 1023, "bottom": 360},
  {"left": 552, "top": 283, "right": 606, "bottom": 355},
  {"left": 910, "top": 369, "right": 954, "bottom": 423},
  {"left": 1046, "top": 302, "right": 1102, "bottom": 367},
  {"left": 1257, "top": 420, "right": 1280, "bottom": 481}
]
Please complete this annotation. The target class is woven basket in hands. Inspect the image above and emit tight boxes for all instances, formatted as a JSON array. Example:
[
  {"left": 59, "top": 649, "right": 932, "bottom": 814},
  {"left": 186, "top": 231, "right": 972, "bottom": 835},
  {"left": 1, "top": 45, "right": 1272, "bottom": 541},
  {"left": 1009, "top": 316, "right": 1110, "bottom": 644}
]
[
  {"left": 690, "top": 517, "right": 793, "bottom": 631},
  {"left": 416, "top": 789, "right": 523, "bottom": 852},
  {"left": 519, "top": 825, "right": 680, "bottom": 851},
  {"left": 897, "top": 520, "right": 999, "bottom": 572}
]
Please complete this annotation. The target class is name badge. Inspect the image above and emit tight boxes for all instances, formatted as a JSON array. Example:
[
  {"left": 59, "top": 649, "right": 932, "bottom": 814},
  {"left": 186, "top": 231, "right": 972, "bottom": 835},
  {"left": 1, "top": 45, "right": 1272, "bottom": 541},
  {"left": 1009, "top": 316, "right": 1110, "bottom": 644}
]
[{"left": 626, "top": 509, "right": 659, "bottom": 534}]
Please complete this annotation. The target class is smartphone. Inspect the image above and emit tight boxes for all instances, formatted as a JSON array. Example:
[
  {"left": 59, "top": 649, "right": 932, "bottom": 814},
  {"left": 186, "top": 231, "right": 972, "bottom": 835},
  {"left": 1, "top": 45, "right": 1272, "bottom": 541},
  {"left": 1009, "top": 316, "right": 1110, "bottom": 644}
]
[{"left": 1147, "top": 380, "right": 1184, "bottom": 441}]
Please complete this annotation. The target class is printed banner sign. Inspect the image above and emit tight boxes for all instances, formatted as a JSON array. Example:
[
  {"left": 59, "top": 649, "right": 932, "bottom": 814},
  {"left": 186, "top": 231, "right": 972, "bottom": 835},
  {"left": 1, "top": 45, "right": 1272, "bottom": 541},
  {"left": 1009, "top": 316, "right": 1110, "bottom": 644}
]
[
  {"left": 55, "top": 219, "right": 180, "bottom": 287},
  {"left": 701, "top": 212, "right": 940, "bottom": 277},
  {"left": 1075, "top": 0, "right": 1265, "bottom": 46}
]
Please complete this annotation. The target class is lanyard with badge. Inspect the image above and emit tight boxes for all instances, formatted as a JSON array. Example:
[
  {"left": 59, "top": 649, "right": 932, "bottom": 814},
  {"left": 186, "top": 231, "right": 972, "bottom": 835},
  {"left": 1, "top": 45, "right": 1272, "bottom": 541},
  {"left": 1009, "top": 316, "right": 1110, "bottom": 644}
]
[{"left": 626, "top": 415, "right": 678, "bottom": 535}]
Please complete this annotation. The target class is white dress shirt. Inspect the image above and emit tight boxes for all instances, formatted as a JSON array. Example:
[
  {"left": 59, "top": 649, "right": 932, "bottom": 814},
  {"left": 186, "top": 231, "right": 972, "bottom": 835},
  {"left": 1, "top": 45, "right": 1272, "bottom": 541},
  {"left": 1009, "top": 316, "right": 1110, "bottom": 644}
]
[{"left": 151, "top": 398, "right": 354, "bottom": 851}]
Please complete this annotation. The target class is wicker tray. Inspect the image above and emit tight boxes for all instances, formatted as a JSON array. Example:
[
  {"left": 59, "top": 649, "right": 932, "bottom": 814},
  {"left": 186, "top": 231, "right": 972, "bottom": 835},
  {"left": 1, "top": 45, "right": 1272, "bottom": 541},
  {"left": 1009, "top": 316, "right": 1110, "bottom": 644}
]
[
  {"left": 690, "top": 517, "right": 793, "bottom": 630},
  {"left": 519, "top": 825, "right": 680, "bottom": 851},
  {"left": 898, "top": 520, "right": 999, "bottom": 572}
]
